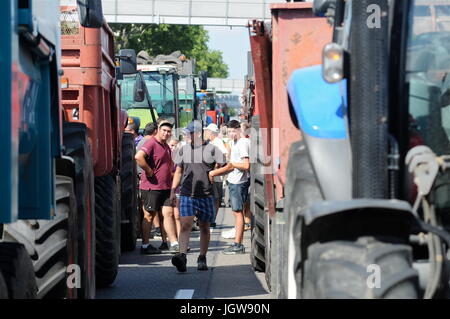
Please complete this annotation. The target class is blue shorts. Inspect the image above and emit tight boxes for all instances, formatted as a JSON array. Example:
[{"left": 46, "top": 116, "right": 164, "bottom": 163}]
[
  {"left": 228, "top": 180, "right": 250, "bottom": 212},
  {"left": 179, "top": 196, "right": 215, "bottom": 223}
]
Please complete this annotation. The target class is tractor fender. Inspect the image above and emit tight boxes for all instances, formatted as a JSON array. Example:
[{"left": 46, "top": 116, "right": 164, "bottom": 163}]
[
  {"left": 287, "top": 65, "right": 352, "bottom": 201},
  {"left": 301, "top": 199, "right": 419, "bottom": 251}
]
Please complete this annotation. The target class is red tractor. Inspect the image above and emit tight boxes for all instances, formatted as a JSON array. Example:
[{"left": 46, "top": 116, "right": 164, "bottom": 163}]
[{"left": 60, "top": 5, "right": 138, "bottom": 292}]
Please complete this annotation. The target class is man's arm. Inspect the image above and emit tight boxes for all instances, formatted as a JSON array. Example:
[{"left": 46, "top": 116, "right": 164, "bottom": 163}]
[
  {"left": 230, "top": 158, "right": 250, "bottom": 171},
  {"left": 209, "top": 163, "right": 233, "bottom": 181},
  {"left": 135, "top": 150, "right": 154, "bottom": 177},
  {"left": 170, "top": 166, "right": 183, "bottom": 199}
]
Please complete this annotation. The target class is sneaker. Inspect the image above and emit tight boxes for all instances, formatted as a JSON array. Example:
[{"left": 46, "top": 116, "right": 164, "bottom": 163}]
[
  {"left": 172, "top": 253, "right": 187, "bottom": 272},
  {"left": 221, "top": 227, "right": 236, "bottom": 239},
  {"left": 197, "top": 255, "right": 208, "bottom": 271},
  {"left": 140, "top": 244, "right": 162, "bottom": 255},
  {"left": 244, "top": 223, "right": 251, "bottom": 231},
  {"left": 222, "top": 243, "right": 245, "bottom": 255},
  {"left": 169, "top": 244, "right": 180, "bottom": 254},
  {"left": 159, "top": 242, "right": 169, "bottom": 251},
  {"left": 154, "top": 227, "right": 162, "bottom": 238},
  {"left": 192, "top": 224, "right": 200, "bottom": 231},
  {"left": 210, "top": 222, "right": 217, "bottom": 229}
]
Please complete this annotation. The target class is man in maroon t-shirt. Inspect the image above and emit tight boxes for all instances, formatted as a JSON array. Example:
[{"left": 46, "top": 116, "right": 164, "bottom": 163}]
[{"left": 135, "top": 121, "right": 179, "bottom": 254}]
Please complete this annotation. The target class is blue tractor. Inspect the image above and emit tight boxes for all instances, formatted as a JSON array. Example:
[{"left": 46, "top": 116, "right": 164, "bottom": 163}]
[
  {"left": 0, "top": 0, "right": 103, "bottom": 299},
  {"left": 284, "top": 0, "right": 450, "bottom": 298}
]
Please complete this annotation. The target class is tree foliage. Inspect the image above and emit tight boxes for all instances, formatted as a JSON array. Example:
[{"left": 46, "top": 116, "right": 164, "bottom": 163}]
[{"left": 111, "top": 24, "right": 229, "bottom": 78}]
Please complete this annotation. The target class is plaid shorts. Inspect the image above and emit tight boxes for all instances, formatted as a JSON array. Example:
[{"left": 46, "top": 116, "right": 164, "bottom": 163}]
[{"left": 179, "top": 196, "right": 215, "bottom": 223}]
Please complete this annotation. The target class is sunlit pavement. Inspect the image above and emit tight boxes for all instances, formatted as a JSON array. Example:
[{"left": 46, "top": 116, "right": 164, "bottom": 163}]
[{"left": 96, "top": 206, "right": 270, "bottom": 299}]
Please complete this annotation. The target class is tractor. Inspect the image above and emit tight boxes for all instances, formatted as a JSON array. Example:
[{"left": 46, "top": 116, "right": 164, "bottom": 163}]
[{"left": 283, "top": 0, "right": 450, "bottom": 298}]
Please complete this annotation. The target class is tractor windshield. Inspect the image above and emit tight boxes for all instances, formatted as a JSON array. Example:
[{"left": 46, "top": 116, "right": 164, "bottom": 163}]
[
  {"left": 121, "top": 72, "right": 175, "bottom": 116},
  {"left": 406, "top": 0, "right": 450, "bottom": 156}
]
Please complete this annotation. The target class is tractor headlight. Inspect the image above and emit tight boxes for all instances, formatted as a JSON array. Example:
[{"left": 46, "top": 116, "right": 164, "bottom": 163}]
[{"left": 323, "top": 43, "right": 344, "bottom": 83}]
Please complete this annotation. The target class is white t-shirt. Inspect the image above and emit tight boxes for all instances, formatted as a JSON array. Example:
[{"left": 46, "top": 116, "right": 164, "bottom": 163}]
[
  {"left": 227, "top": 138, "right": 250, "bottom": 185},
  {"left": 211, "top": 137, "right": 229, "bottom": 183}
]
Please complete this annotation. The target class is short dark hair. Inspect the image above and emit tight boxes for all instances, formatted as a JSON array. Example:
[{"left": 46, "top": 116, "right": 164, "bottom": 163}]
[
  {"left": 227, "top": 120, "right": 240, "bottom": 129},
  {"left": 144, "top": 122, "right": 158, "bottom": 136},
  {"left": 126, "top": 122, "right": 139, "bottom": 135}
]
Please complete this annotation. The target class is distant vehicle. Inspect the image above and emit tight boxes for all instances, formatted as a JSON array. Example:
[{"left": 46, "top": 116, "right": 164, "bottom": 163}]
[{"left": 119, "top": 51, "right": 199, "bottom": 131}]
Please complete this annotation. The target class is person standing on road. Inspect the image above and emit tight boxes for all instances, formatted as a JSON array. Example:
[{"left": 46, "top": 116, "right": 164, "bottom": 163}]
[
  {"left": 221, "top": 120, "right": 250, "bottom": 254},
  {"left": 168, "top": 137, "right": 182, "bottom": 239},
  {"left": 203, "top": 123, "right": 229, "bottom": 228},
  {"left": 135, "top": 121, "right": 179, "bottom": 254},
  {"left": 170, "top": 121, "right": 227, "bottom": 272},
  {"left": 125, "top": 122, "right": 143, "bottom": 146}
]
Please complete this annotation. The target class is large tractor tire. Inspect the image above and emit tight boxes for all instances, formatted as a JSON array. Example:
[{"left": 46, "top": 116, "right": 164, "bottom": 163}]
[
  {"left": 0, "top": 243, "right": 37, "bottom": 298},
  {"left": 1, "top": 174, "right": 78, "bottom": 299},
  {"left": 120, "top": 133, "right": 138, "bottom": 252},
  {"left": 43, "top": 175, "right": 79, "bottom": 299},
  {"left": 302, "top": 237, "right": 419, "bottom": 299},
  {"left": 249, "top": 115, "right": 266, "bottom": 273},
  {"left": 94, "top": 174, "right": 120, "bottom": 288},
  {"left": 283, "top": 141, "right": 324, "bottom": 299},
  {"left": 63, "top": 122, "right": 96, "bottom": 299}
]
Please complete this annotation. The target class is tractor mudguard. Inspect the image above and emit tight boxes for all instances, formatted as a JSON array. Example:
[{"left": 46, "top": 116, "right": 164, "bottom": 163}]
[
  {"left": 287, "top": 65, "right": 352, "bottom": 200},
  {"left": 301, "top": 199, "right": 419, "bottom": 248}
]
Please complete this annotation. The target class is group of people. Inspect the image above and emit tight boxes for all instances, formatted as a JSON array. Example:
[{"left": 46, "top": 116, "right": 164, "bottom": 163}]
[{"left": 125, "top": 118, "right": 252, "bottom": 273}]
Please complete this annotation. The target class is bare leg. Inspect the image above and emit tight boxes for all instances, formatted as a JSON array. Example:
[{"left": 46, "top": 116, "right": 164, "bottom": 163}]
[
  {"left": 142, "top": 207, "right": 157, "bottom": 245},
  {"left": 214, "top": 200, "right": 220, "bottom": 223},
  {"left": 153, "top": 213, "right": 160, "bottom": 229},
  {"left": 158, "top": 209, "right": 167, "bottom": 242},
  {"left": 244, "top": 201, "right": 251, "bottom": 225},
  {"left": 174, "top": 199, "right": 181, "bottom": 238},
  {"left": 179, "top": 216, "right": 195, "bottom": 254},
  {"left": 162, "top": 205, "right": 178, "bottom": 243},
  {"left": 234, "top": 210, "right": 245, "bottom": 244},
  {"left": 198, "top": 221, "right": 211, "bottom": 256}
]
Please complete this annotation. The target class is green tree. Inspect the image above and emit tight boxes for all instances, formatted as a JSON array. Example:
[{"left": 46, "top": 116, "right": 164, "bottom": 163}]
[{"left": 111, "top": 24, "right": 229, "bottom": 78}]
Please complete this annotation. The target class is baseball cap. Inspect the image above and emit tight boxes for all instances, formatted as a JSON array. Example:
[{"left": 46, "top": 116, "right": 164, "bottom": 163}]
[
  {"left": 203, "top": 123, "right": 219, "bottom": 134},
  {"left": 186, "top": 120, "right": 203, "bottom": 134},
  {"left": 158, "top": 120, "right": 174, "bottom": 129}
]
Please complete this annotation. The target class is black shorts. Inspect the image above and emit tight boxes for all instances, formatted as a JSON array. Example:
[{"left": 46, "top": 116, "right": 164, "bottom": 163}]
[{"left": 140, "top": 189, "right": 171, "bottom": 212}]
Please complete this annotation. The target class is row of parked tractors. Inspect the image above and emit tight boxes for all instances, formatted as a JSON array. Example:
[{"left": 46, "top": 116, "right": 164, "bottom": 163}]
[{"left": 0, "top": 0, "right": 139, "bottom": 298}]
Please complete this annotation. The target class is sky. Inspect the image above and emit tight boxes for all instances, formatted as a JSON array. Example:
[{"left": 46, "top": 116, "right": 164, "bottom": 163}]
[{"left": 204, "top": 26, "right": 251, "bottom": 80}]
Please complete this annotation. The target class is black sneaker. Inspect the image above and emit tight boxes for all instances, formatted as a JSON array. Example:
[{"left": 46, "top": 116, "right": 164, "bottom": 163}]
[
  {"left": 159, "top": 242, "right": 169, "bottom": 251},
  {"left": 210, "top": 222, "right": 217, "bottom": 228},
  {"left": 172, "top": 253, "right": 187, "bottom": 272},
  {"left": 169, "top": 244, "right": 180, "bottom": 254},
  {"left": 140, "top": 244, "right": 162, "bottom": 255},
  {"left": 154, "top": 227, "right": 162, "bottom": 238},
  {"left": 222, "top": 243, "right": 245, "bottom": 255},
  {"left": 197, "top": 255, "right": 208, "bottom": 271}
]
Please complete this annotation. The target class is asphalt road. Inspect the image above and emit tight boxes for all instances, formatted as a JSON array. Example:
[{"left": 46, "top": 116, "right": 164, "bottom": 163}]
[{"left": 96, "top": 207, "right": 271, "bottom": 299}]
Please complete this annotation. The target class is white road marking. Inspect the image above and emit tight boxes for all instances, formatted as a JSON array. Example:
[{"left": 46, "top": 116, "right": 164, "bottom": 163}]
[{"left": 174, "top": 289, "right": 195, "bottom": 299}]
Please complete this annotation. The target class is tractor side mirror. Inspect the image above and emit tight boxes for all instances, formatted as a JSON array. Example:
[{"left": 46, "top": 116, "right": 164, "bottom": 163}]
[
  {"left": 199, "top": 71, "right": 208, "bottom": 91},
  {"left": 77, "top": 0, "right": 104, "bottom": 28},
  {"left": 118, "top": 49, "right": 138, "bottom": 75},
  {"left": 313, "top": 0, "right": 336, "bottom": 17},
  {"left": 133, "top": 74, "right": 146, "bottom": 103}
]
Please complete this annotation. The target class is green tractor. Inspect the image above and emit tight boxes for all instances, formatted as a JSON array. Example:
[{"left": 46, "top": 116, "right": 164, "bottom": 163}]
[{"left": 118, "top": 50, "right": 201, "bottom": 133}]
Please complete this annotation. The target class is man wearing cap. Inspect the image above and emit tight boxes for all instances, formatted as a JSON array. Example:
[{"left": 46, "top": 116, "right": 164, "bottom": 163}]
[
  {"left": 170, "top": 120, "right": 228, "bottom": 272},
  {"left": 204, "top": 123, "right": 229, "bottom": 228},
  {"left": 135, "top": 121, "right": 180, "bottom": 254}
]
